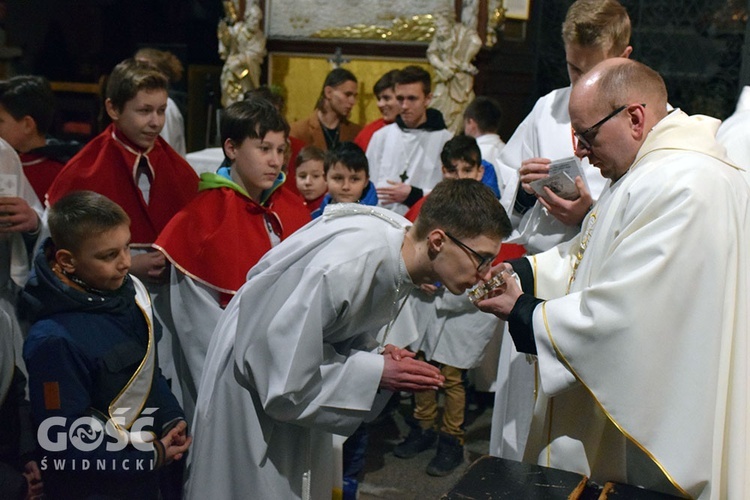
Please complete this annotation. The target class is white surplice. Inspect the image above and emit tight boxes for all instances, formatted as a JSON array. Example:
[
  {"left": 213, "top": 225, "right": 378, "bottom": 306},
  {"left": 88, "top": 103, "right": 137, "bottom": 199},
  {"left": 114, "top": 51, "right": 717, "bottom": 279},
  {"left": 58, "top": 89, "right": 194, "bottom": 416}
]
[
  {"left": 0, "top": 139, "right": 44, "bottom": 370},
  {"left": 405, "top": 289, "right": 499, "bottom": 370},
  {"left": 366, "top": 123, "right": 452, "bottom": 215},
  {"left": 524, "top": 110, "right": 749, "bottom": 499},
  {"left": 717, "top": 86, "right": 750, "bottom": 176},
  {"left": 490, "top": 86, "right": 608, "bottom": 461},
  {"left": 185, "top": 204, "right": 413, "bottom": 500},
  {"left": 159, "top": 269, "right": 222, "bottom": 421}
]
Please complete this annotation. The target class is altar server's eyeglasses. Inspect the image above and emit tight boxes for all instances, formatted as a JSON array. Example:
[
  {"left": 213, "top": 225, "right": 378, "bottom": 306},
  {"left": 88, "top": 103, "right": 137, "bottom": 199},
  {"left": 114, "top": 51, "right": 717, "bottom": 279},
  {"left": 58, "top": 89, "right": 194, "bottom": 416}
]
[{"left": 444, "top": 231, "right": 494, "bottom": 273}]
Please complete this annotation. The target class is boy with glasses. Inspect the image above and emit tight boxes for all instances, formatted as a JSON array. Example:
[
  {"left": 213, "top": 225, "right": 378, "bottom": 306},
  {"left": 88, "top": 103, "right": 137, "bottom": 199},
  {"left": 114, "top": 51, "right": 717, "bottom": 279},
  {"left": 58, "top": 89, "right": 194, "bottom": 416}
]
[{"left": 185, "top": 179, "right": 509, "bottom": 500}]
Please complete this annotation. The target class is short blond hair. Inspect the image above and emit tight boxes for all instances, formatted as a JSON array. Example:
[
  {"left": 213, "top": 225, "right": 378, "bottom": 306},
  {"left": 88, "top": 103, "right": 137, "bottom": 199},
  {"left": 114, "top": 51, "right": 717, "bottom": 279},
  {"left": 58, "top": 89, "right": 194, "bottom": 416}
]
[{"left": 562, "top": 0, "right": 631, "bottom": 56}]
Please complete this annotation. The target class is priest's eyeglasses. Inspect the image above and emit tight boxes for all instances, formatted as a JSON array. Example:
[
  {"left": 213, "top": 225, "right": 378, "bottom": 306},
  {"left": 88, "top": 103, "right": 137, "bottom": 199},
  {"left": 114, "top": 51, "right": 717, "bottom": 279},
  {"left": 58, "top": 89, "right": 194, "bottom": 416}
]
[
  {"left": 574, "top": 105, "right": 627, "bottom": 150},
  {"left": 574, "top": 103, "right": 646, "bottom": 150},
  {"left": 444, "top": 231, "right": 494, "bottom": 273}
]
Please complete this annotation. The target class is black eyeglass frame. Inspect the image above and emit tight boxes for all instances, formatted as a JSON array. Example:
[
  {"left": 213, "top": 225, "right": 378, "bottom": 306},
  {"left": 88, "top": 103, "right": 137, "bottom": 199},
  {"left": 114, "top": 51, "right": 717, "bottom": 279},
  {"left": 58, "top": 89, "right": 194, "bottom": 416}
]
[
  {"left": 444, "top": 231, "right": 494, "bottom": 273},
  {"left": 574, "top": 104, "right": 628, "bottom": 150}
]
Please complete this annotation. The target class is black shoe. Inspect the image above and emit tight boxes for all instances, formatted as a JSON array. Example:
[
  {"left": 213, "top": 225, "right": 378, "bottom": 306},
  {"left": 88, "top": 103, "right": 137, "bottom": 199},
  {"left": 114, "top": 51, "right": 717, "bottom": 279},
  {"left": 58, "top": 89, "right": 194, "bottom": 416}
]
[
  {"left": 393, "top": 427, "right": 437, "bottom": 459},
  {"left": 425, "top": 433, "right": 464, "bottom": 476}
]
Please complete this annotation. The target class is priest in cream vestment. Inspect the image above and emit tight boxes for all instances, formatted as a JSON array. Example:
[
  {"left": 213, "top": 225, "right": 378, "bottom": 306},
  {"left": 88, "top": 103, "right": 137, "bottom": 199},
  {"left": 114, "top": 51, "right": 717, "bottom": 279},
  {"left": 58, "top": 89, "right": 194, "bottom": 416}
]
[{"left": 479, "top": 59, "right": 749, "bottom": 499}]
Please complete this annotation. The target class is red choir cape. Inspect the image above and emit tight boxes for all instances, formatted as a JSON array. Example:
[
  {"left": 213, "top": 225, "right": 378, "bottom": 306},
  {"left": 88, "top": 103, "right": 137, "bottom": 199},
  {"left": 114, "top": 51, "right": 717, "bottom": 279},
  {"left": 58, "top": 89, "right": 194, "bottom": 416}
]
[
  {"left": 405, "top": 196, "right": 526, "bottom": 262},
  {"left": 353, "top": 117, "right": 387, "bottom": 153},
  {"left": 304, "top": 193, "right": 326, "bottom": 213},
  {"left": 20, "top": 152, "right": 65, "bottom": 203},
  {"left": 154, "top": 173, "right": 311, "bottom": 300},
  {"left": 47, "top": 123, "right": 199, "bottom": 244}
]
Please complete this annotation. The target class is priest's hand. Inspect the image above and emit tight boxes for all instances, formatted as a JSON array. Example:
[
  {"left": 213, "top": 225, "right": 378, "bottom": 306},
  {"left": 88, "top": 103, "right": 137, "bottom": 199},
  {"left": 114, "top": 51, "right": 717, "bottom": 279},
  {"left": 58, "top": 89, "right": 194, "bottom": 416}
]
[
  {"left": 380, "top": 356, "right": 444, "bottom": 392},
  {"left": 537, "top": 176, "right": 593, "bottom": 226},
  {"left": 376, "top": 180, "right": 411, "bottom": 204},
  {"left": 130, "top": 251, "right": 169, "bottom": 285},
  {"left": 518, "top": 157, "right": 551, "bottom": 194},
  {"left": 159, "top": 420, "right": 192, "bottom": 465},
  {"left": 475, "top": 271, "right": 523, "bottom": 321},
  {"left": 0, "top": 197, "right": 39, "bottom": 234}
]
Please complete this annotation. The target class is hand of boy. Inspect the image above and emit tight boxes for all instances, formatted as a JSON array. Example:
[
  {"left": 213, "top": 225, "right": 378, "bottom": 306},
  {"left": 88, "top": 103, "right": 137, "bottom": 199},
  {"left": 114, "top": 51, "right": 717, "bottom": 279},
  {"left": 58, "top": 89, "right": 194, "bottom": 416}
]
[
  {"left": 376, "top": 180, "right": 411, "bottom": 204},
  {"left": 381, "top": 344, "right": 416, "bottom": 361},
  {"left": 22, "top": 460, "right": 43, "bottom": 500},
  {"left": 130, "top": 251, "right": 169, "bottom": 284},
  {"left": 0, "top": 197, "right": 39, "bottom": 234},
  {"left": 159, "top": 420, "right": 192, "bottom": 465},
  {"left": 380, "top": 356, "right": 444, "bottom": 392}
]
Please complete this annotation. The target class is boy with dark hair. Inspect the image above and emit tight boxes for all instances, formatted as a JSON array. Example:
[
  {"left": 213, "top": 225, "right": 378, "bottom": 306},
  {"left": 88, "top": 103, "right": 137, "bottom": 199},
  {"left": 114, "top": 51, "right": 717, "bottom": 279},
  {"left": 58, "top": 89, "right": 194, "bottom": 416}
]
[
  {"left": 21, "top": 191, "right": 190, "bottom": 500},
  {"left": 367, "top": 65, "right": 452, "bottom": 215},
  {"left": 154, "top": 97, "right": 310, "bottom": 418},
  {"left": 439, "top": 134, "right": 500, "bottom": 197},
  {"left": 353, "top": 69, "right": 400, "bottom": 152},
  {"left": 312, "top": 141, "right": 377, "bottom": 218},
  {"left": 463, "top": 96, "right": 502, "bottom": 138},
  {"left": 47, "top": 58, "right": 199, "bottom": 287},
  {"left": 463, "top": 96, "right": 511, "bottom": 194},
  {"left": 0, "top": 75, "right": 81, "bottom": 202},
  {"left": 186, "top": 178, "right": 508, "bottom": 499}
]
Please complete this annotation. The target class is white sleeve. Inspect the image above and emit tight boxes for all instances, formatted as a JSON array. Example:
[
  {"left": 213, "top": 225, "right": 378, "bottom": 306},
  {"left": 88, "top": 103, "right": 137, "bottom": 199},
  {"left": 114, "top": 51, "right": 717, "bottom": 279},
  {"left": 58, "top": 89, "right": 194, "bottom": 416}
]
[
  {"left": 169, "top": 267, "right": 223, "bottom": 387},
  {"left": 232, "top": 266, "right": 385, "bottom": 436}
]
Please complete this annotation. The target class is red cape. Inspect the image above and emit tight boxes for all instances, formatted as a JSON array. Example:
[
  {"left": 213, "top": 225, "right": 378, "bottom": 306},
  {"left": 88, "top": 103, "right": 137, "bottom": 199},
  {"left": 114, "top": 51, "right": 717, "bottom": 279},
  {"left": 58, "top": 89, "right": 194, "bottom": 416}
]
[
  {"left": 405, "top": 196, "right": 526, "bottom": 262},
  {"left": 283, "top": 135, "right": 306, "bottom": 196},
  {"left": 20, "top": 152, "right": 64, "bottom": 203},
  {"left": 47, "top": 124, "right": 199, "bottom": 244},
  {"left": 353, "top": 117, "right": 387, "bottom": 152},
  {"left": 154, "top": 182, "right": 311, "bottom": 299}
]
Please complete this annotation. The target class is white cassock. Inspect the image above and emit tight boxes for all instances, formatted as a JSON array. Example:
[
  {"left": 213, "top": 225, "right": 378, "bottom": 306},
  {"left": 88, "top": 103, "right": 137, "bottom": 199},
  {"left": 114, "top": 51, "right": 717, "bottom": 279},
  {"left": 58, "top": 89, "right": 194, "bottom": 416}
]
[
  {"left": 490, "top": 86, "right": 608, "bottom": 461},
  {"left": 160, "top": 96, "right": 186, "bottom": 157},
  {"left": 717, "top": 86, "right": 750, "bottom": 178},
  {"left": 523, "top": 110, "right": 749, "bottom": 499},
  {"left": 0, "top": 139, "right": 44, "bottom": 370},
  {"left": 185, "top": 204, "right": 412, "bottom": 500},
  {"left": 366, "top": 122, "right": 452, "bottom": 215},
  {"left": 404, "top": 290, "right": 499, "bottom": 370}
]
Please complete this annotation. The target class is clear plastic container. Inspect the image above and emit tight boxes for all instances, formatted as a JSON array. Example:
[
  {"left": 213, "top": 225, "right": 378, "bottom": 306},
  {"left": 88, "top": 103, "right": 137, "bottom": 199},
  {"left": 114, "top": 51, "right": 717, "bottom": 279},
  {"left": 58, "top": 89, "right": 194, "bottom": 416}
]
[{"left": 468, "top": 272, "right": 508, "bottom": 304}]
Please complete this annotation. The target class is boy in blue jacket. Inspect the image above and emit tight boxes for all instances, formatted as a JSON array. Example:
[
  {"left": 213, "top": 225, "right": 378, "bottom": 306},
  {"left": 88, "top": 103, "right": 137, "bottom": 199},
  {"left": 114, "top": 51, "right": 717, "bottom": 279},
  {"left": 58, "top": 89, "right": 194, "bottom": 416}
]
[
  {"left": 20, "top": 191, "right": 191, "bottom": 500},
  {"left": 312, "top": 141, "right": 378, "bottom": 219}
]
